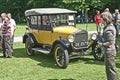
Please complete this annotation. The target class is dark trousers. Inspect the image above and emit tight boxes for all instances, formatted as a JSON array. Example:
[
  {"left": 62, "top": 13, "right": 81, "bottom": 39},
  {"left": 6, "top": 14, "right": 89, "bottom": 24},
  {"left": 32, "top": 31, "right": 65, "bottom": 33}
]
[
  {"left": 114, "top": 24, "right": 119, "bottom": 38},
  {"left": 0, "top": 35, "right": 2, "bottom": 50},
  {"left": 104, "top": 50, "right": 119, "bottom": 80},
  {"left": 2, "top": 35, "right": 13, "bottom": 57},
  {"left": 10, "top": 35, "right": 14, "bottom": 52},
  {"left": 96, "top": 24, "right": 101, "bottom": 33}
]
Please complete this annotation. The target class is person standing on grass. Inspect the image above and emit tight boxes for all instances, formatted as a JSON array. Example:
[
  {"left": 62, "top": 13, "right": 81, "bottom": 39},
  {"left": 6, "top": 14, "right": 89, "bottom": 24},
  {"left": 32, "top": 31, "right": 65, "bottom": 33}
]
[
  {"left": 0, "top": 17, "right": 2, "bottom": 50},
  {"left": 7, "top": 13, "right": 16, "bottom": 52},
  {"left": 112, "top": 9, "right": 120, "bottom": 38},
  {"left": 1, "top": 13, "right": 13, "bottom": 58},
  {"left": 98, "top": 12, "right": 119, "bottom": 80},
  {"left": 94, "top": 10, "right": 102, "bottom": 33}
]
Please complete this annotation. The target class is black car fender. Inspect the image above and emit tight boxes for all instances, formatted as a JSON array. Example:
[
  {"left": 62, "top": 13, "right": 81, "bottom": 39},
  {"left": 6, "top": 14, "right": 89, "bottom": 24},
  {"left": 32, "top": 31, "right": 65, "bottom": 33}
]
[
  {"left": 50, "top": 39, "right": 71, "bottom": 53},
  {"left": 23, "top": 33, "right": 36, "bottom": 44}
]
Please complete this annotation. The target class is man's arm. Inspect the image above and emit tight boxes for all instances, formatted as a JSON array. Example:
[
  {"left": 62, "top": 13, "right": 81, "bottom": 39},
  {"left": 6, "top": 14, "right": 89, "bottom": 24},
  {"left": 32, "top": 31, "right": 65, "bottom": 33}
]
[{"left": 12, "top": 19, "right": 16, "bottom": 32}]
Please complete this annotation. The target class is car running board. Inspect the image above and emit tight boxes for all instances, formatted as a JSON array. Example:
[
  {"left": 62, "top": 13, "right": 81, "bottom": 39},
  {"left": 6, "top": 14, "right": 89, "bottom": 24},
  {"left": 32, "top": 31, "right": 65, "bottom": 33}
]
[
  {"left": 69, "top": 53, "right": 84, "bottom": 59},
  {"left": 32, "top": 48, "right": 50, "bottom": 54},
  {"left": 69, "top": 55, "right": 81, "bottom": 59}
]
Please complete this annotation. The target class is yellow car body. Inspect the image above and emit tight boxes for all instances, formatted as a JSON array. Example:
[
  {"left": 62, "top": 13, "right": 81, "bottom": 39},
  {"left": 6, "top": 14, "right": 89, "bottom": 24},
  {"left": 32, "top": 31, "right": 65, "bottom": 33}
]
[{"left": 29, "top": 26, "right": 78, "bottom": 45}]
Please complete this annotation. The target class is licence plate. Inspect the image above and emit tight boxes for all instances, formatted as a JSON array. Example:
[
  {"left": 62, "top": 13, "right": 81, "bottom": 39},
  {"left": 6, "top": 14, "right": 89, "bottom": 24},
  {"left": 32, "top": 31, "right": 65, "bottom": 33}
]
[{"left": 74, "top": 41, "right": 88, "bottom": 47}]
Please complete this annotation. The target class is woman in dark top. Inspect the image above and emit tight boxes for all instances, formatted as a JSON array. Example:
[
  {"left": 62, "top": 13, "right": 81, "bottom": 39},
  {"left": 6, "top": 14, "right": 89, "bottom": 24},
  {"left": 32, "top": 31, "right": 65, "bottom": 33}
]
[{"left": 99, "top": 12, "right": 119, "bottom": 80}]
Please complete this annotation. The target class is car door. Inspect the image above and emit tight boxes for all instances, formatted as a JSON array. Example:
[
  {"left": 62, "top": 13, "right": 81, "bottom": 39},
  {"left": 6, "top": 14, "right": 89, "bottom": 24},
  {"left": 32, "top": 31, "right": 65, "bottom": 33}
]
[
  {"left": 35, "top": 15, "right": 52, "bottom": 45},
  {"left": 29, "top": 15, "right": 40, "bottom": 42}
]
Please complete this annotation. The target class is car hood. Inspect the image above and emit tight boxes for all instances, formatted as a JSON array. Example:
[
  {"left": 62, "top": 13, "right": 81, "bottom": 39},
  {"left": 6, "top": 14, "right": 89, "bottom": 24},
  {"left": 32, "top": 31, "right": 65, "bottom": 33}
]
[{"left": 53, "top": 26, "right": 78, "bottom": 34}]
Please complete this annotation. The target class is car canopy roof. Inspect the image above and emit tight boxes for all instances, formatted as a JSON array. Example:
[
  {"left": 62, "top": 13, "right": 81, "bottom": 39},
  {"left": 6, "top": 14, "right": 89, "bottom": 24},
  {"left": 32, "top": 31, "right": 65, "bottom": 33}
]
[{"left": 25, "top": 8, "right": 77, "bottom": 16}]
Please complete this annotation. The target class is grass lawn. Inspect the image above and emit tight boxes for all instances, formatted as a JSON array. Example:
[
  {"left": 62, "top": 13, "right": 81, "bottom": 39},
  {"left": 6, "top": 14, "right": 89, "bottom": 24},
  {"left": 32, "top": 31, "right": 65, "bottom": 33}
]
[
  {"left": 0, "top": 40, "right": 120, "bottom": 80},
  {"left": 1, "top": 23, "right": 119, "bottom": 80},
  {"left": 14, "top": 23, "right": 97, "bottom": 37},
  {"left": 76, "top": 23, "right": 97, "bottom": 31},
  {"left": 14, "top": 23, "right": 27, "bottom": 37}
]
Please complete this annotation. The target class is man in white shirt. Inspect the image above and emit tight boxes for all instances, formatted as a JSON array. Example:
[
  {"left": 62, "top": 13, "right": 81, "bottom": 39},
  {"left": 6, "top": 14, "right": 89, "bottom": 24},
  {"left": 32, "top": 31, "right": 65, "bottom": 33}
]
[{"left": 7, "top": 13, "right": 16, "bottom": 52}]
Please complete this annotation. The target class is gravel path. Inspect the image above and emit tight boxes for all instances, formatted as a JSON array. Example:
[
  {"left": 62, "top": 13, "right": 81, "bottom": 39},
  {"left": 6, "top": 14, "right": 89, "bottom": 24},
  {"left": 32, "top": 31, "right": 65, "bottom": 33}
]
[{"left": 14, "top": 36, "right": 22, "bottom": 42}]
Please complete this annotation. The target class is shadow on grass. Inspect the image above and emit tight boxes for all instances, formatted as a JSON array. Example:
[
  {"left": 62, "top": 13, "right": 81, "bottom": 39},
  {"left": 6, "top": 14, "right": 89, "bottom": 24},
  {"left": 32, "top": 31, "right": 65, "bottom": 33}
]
[
  {"left": 116, "top": 52, "right": 120, "bottom": 68},
  {"left": 70, "top": 57, "right": 120, "bottom": 69},
  {"left": 70, "top": 56, "right": 104, "bottom": 65},
  {"left": 13, "top": 48, "right": 120, "bottom": 69},
  {"left": 13, "top": 48, "right": 59, "bottom": 69},
  {"left": 13, "top": 48, "right": 27, "bottom": 58},
  {"left": 116, "top": 63, "right": 120, "bottom": 68}
]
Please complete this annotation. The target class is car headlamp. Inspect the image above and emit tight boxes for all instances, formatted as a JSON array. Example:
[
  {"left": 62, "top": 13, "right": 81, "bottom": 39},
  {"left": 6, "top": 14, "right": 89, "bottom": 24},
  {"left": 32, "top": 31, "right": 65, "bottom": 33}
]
[
  {"left": 91, "top": 34, "right": 97, "bottom": 40},
  {"left": 68, "top": 35, "right": 74, "bottom": 42}
]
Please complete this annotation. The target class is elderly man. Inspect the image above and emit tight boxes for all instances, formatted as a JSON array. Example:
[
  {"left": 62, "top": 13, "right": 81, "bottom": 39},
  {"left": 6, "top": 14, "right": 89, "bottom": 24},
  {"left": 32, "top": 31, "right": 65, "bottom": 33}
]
[
  {"left": 104, "top": 8, "right": 110, "bottom": 12},
  {"left": 0, "top": 17, "right": 2, "bottom": 50},
  {"left": 113, "top": 9, "right": 120, "bottom": 37},
  {"left": 7, "top": 13, "right": 16, "bottom": 52}
]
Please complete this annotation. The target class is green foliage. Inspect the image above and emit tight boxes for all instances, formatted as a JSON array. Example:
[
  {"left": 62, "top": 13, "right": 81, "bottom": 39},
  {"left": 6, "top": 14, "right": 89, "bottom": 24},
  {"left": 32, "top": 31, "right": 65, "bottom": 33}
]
[{"left": 0, "top": 0, "right": 120, "bottom": 23}]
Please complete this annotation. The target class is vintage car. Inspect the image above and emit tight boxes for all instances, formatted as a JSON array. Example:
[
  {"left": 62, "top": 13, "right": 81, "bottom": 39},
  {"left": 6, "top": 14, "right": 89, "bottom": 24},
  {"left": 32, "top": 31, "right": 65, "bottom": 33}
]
[{"left": 23, "top": 8, "right": 104, "bottom": 68}]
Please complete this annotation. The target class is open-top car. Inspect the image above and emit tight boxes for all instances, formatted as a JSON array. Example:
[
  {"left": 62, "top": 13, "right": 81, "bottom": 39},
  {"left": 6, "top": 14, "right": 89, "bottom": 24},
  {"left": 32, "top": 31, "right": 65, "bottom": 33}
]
[{"left": 23, "top": 8, "right": 104, "bottom": 68}]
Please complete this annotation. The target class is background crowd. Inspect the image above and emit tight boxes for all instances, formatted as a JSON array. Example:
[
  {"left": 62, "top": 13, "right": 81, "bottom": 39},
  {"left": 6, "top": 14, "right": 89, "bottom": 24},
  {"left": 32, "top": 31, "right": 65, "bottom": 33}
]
[{"left": 94, "top": 8, "right": 120, "bottom": 36}]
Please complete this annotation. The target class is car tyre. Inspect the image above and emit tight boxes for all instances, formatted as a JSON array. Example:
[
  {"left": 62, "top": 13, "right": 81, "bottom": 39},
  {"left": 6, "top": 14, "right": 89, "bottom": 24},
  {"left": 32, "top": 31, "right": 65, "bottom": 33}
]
[
  {"left": 25, "top": 38, "right": 34, "bottom": 56},
  {"left": 54, "top": 44, "right": 69, "bottom": 69},
  {"left": 92, "top": 43, "right": 104, "bottom": 61}
]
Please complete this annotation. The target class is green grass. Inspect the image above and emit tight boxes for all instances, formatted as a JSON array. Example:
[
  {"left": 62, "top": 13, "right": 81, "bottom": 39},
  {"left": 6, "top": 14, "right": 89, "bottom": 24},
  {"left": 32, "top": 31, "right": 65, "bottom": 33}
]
[
  {"left": 14, "top": 23, "right": 27, "bottom": 37},
  {"left": 0, "top": 40, "right": 120, "bottom": 80},
  {"left": 76, "top": 23, "right": 96, "bottom": 31},
  {"left": 15, "top": 23, "right": 97, "bottom": 37},
  {"left": 3, "top": 23, "right": 119, "bottom": 80}
]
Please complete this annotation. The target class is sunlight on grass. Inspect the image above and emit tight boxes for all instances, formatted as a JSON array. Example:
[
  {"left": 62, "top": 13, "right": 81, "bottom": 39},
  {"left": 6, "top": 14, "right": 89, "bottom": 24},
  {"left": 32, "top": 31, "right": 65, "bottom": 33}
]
[
  {"left": 14, "top": 23, "right": 27, "bottom": 37},
  {"left": 0, "top": 42, "right": 119, "bottom": 80},
  {"left": 1, "top": 23, "right": 119, "bottom": 80},
  {"left": 76, "top": 23, "right": 96, "bottom": 31}
]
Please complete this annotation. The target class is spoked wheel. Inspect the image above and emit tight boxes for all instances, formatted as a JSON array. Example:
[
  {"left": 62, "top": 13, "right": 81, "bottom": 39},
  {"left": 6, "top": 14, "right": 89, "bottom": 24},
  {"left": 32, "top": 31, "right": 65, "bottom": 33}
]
[
  {"left": 92, "top": 43, "right": 104, "bottom": 61},
  {"left": 54, "top": 44, "right": 69, "bottom": 69},
  {"left": 25, "top": 38, "right": 34, "bottom": 56}
]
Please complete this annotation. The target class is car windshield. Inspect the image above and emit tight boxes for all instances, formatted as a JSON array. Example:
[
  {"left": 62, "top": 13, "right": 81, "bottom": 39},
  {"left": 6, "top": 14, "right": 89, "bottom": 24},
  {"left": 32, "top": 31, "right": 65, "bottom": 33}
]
[{"left": 49, "top": 14, "right": 75, "bottom": 27}]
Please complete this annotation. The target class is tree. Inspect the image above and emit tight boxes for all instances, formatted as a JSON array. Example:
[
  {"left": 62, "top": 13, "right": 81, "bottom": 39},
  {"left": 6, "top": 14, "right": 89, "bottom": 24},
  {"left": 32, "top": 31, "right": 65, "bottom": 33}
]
[{"left": 0, "top": 0, "right": 120, "bottom": 23}]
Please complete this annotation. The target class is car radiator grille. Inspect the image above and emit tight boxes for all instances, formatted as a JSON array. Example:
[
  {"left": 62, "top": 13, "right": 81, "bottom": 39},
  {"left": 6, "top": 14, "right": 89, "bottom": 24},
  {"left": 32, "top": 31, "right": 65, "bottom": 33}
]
[{"left": 73, "top": 31, "right": 88, "bottom": 48}]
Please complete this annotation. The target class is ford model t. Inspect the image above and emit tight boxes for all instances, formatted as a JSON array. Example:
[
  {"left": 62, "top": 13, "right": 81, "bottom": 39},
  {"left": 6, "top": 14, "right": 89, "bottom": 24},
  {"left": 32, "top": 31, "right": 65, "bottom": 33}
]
[{"left": 23, "top": 8, "right": 104, "bottom": 68}]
